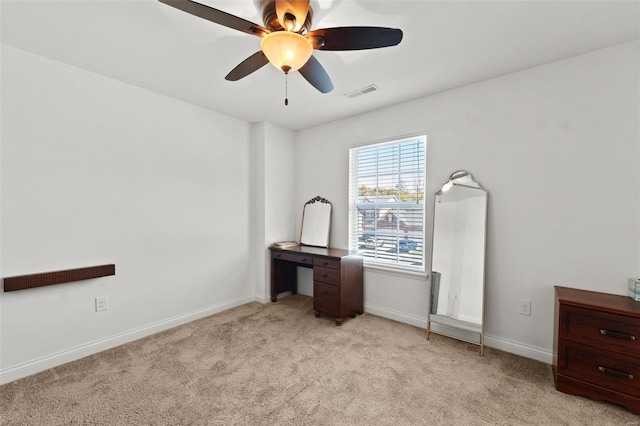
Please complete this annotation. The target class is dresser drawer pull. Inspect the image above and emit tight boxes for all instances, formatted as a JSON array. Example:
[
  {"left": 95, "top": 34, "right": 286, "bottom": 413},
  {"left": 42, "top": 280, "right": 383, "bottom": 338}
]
[
  {"left": 599, "top": 329, "right": 636, "bottom": 341},
  {"left": 598, "top": 366, "right": 634, "bottom": 380}
]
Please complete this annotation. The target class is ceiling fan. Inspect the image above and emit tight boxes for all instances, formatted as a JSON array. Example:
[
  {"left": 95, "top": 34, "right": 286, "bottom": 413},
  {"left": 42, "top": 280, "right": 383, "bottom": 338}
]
[{"left": 158, "top": 0, "right": 403, "bottom": 95}]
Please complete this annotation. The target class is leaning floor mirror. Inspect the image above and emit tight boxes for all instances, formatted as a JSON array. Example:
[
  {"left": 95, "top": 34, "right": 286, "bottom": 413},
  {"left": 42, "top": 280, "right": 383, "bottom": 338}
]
[{"left": 427, "top": 171, "right": 488, "bottom": 355}]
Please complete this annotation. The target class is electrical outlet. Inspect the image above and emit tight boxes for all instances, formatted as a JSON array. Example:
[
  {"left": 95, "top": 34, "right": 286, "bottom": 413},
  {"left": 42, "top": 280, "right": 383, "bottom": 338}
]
[
  {"left": 95, "top": 296, "right": 108, "bottom": 312},
  {"left": 518, "top": 299, "right": 531, "bottom": 316}
]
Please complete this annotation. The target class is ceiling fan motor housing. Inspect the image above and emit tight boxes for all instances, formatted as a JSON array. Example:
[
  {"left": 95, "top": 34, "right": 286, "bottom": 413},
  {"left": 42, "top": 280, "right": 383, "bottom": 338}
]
[{"left": 261, "top": 0, "right": 313, "bottom": 33}]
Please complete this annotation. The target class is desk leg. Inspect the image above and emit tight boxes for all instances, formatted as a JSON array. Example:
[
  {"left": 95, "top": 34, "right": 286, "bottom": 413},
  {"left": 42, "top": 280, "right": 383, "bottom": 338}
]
[{"left": 270, "top": 258, "right": 297, "bottom": 302}]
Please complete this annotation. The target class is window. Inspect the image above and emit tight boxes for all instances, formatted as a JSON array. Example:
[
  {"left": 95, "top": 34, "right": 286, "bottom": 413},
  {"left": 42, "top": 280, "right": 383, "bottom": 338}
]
[{"left": 348, "top": 135, "right": 427, "bottom": 271}]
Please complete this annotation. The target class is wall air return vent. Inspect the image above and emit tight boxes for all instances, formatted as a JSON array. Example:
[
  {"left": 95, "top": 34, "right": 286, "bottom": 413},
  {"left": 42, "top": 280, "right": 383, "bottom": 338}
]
[{"left": 344, "top": 84, "right": 379, "bottom": 99}]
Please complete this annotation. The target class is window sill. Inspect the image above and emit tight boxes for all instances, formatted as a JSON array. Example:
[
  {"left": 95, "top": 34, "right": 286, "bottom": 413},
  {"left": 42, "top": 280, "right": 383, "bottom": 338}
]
[{"left": 363, "top": 263, "right": 428, "bottom": 281}]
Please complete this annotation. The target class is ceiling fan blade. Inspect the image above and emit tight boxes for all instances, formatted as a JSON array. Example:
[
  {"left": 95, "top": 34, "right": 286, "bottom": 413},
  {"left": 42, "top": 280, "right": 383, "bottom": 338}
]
[
  {"left": 298, "top": 55, "right": 333, "bottom": 93},
  {"left": 159, "top": 0, "right": 268, "bottom": 37},
  {"left": 225, "top": 51, "right": 270, "bottom": 81},
  {"left": 306, "top": 27, "right": 403, "bottom": 51}
]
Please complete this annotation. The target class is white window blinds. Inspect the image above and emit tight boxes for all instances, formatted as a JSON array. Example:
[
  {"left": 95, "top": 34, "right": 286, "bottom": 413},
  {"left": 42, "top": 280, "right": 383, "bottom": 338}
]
[{"left": 348, "top": 135, "right": 427, "bottom": 271}]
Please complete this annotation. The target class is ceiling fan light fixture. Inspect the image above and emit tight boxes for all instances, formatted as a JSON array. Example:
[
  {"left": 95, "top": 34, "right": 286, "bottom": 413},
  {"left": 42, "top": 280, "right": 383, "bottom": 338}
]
[{"left": 261, "top": 31, "right": 313, "bottom": 73}]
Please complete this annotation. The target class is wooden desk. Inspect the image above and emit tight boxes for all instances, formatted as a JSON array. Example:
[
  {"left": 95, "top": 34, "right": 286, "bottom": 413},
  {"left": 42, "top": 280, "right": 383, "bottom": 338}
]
[{"left": 270, "top": 245, "right": 363, "bottom": 326}]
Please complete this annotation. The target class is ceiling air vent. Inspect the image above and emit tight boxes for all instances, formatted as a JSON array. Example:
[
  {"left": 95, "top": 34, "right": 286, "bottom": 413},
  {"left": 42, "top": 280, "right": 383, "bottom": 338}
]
[{"left": 344, "top": 84, "right": 379, "bottom": 99}]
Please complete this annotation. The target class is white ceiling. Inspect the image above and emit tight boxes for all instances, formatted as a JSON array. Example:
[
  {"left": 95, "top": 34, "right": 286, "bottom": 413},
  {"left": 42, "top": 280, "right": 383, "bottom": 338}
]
[{"left": 2, "top": 0, "right": 639, "bottom": 130}]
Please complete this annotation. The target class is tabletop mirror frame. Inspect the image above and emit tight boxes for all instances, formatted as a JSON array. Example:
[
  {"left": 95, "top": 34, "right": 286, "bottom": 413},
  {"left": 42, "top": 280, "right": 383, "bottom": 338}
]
[
  {"left": 300, "top": 196, "right": 332, "bottom": 248},
  {"left": 426, "top": 170, "right": 488, "bottom": 355}
]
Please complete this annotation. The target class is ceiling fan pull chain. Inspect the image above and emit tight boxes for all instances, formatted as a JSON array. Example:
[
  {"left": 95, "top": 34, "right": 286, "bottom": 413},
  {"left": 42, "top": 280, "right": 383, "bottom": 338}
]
[{"left": 284, "top": 71, "right": 289, "bottom": 106}]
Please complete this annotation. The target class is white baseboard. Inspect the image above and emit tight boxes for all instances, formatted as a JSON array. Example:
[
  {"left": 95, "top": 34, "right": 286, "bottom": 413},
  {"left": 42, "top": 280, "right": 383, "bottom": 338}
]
[
  {"left": 364, "top": 303, "right": 553, "bottom": 364},
  {"left": 0, "top": 294, "right": 255, "bottom": 385},
  {"left": 1, "top": 295, "right": 553, "bottom": 384},
  {"left": 365, "top": 302, "right": 429, "bottom": 329},
  {"left": 483, "top": 334, "right": 553, "bottom": 364},
  {"left": 254, "top": 293, "right": 272, "bottom": 304}
]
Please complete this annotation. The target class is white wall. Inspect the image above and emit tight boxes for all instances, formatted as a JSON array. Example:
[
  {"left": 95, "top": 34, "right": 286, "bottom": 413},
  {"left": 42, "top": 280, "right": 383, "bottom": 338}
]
[
  {"left": 250, "top": 121, "right": 297, "bottom": 303},
  {"left": 1, "top": 39, "right": 637, "bottom": 384},
  {"left": 294, "top": 40, "right": 640, "bottom": 362},
  {"left": 0, "top": 46, "right": 254, "bottom": 383}
]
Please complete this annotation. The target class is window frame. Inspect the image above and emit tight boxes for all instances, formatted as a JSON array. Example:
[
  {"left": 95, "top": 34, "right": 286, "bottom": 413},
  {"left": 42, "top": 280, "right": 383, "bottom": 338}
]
[{"left": 348, "top": 134, "right": 427, "bottom": 274}]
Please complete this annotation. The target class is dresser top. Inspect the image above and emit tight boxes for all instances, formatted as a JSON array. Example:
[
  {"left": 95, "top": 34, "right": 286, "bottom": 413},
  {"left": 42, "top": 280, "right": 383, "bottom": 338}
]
[
  {"left": 270, "top": 245, "right": 358, "bottom": 259},
  {"left": 555, "top": 286, "right": 640, "bottom": 318}
]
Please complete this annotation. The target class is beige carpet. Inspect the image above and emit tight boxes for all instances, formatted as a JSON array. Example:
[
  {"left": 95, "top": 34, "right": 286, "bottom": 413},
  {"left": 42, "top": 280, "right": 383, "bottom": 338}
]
[{"left": 0, "top": 294, "right": 636, "bottom": 425}]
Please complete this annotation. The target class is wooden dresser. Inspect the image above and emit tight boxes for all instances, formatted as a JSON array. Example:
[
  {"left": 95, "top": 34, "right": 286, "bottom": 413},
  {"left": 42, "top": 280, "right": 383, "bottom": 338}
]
[
  {"left": 554, "top": 286, "right": 640, "bottom": 414},
  {"left": 270, "top": 246, "right": 363, "bottom": 326}
]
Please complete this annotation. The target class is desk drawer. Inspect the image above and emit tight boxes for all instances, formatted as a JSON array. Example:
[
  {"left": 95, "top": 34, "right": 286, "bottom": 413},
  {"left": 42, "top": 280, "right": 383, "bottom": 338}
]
[
  {"left": 561, "top": 343, "right": 639, "bottom": 396},
  {"left": 564, "top": 306, "right": 639, "bottom": 354},
  {"left": 314, "top": 258, "right": 340, "bottom": 270},
  {"left": 314, "top": 282, "right": 339, "bottom": 317},
  {"left": 314, "top": 266, "right": 340, "bottom": 286},
  {"left": 272, "top": 251, "right": 313, "bottom": 266}
]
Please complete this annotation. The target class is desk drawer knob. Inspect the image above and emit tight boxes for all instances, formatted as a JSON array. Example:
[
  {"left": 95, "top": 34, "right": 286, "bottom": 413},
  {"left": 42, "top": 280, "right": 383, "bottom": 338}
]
[
  {"left": 323, "top": 274, "right": 329, "bottom": 278},
  {"left": 276, "top": 254, "right": 282, "bottom": 258},
  {"left": 598, "top": 366, "right": 634, "bottom": 380},
  {"left": 302, "top": 258, "right": 308, "bottom": 262},
  {"left": 599, "top": 329, "right": 636, "bottom": 341}
]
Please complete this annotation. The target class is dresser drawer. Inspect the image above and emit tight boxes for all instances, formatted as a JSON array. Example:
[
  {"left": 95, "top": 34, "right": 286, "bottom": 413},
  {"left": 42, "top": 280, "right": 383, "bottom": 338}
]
[
  {"left": 272, "top": 251, "right": 313, "bottom": 266},
  {"left": 554, "top": 287, "right": 640, "bottom": 414},
  {"left": 314, "top": 266, "right": 340, "bottom": 286},
  {"left": 314, "top": 282, "right": 339, "bottom": 316},
  {"left": 561, "top": 343, "right": 639, "bottom": 396},
  {"left": 314, "top": 257, "right": 340, "bottom": 270},
  {"left": 563, "top": 306, "right": 640, "bottom": 354}
]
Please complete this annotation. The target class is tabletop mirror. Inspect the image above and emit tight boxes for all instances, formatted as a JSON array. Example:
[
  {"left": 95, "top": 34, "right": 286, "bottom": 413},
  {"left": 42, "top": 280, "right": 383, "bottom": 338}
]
[
  {"left": 427, "top": 171, "right": 488, "bottom": 355},
  {"left": 300, "top": 196, "right": 332, "bottom": 248}
]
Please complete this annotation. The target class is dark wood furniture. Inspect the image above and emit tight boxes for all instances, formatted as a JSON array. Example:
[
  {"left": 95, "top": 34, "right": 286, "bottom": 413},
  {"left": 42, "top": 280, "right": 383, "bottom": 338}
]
[
  {"left": 554, "top": 286, "right": 640, "bottom": 414},
  {"left": 4, "top": 264, "right": 115, "bottom": 292},
  {"left": 270, "top": 246, "right": 363, "bottom": 326}
]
